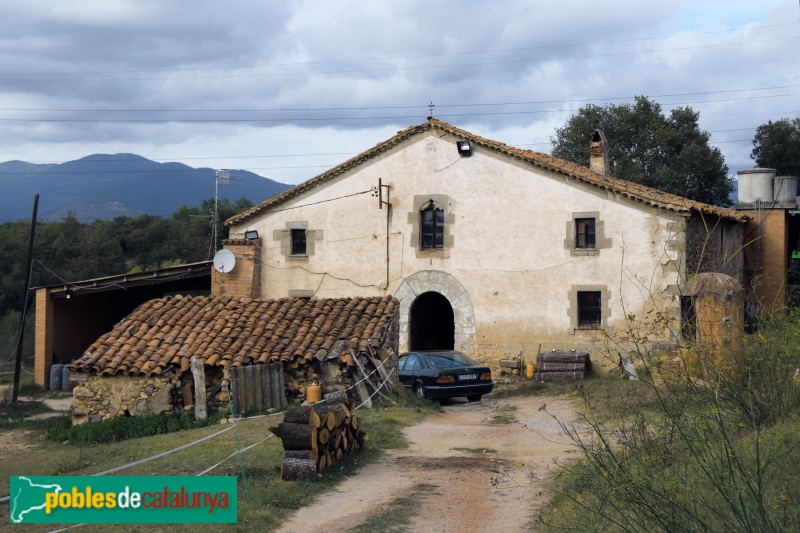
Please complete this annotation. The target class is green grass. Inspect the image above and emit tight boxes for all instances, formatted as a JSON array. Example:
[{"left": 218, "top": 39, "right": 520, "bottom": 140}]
[
  {"left": 537, "top": 312, "right": 800, "bottom": 533},
  {"left": 349, "top": 483, "right": 439, "bottom": 533},
  {"left": 489, "top": 404, "right": 518, "bottom": 425},
  {"left": 0, "top": 402, "right": 436, "bottom": 532},
  {"left": 44, "top": 410, "right": 228, "bottom": 445},
  {"left": 452, "top": 447, "right": 497, "bottom": 454},
  {"left": 0, "top": 399, "right": 54, "bottom": 428},
  {"left": 489, "top": 379, "right": 552, "bottom": 399}
]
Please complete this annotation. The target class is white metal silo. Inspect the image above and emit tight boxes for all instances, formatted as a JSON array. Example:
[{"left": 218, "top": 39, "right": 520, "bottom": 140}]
[{"left": 737, "top": 168, "right": 776, "bottom": 203}]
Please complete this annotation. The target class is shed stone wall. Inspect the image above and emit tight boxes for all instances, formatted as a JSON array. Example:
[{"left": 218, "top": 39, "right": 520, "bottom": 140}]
[{"left": 71, "top": 373, "right": 178, "bottom": 425}]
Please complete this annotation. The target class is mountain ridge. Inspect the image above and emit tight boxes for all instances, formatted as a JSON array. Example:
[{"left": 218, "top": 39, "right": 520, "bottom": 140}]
[{"left": 0, "top": 154, "right": 291, "bottom": 222}]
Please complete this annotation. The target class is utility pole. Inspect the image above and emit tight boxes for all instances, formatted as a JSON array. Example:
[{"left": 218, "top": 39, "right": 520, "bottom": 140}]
[{"left": 12, "top": 194, "right": 39, "bottom": 403}]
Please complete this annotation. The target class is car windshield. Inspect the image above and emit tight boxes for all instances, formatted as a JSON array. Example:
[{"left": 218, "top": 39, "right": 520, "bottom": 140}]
[{"left": 425, "top": 352, "right": 477, "bottom": 368}]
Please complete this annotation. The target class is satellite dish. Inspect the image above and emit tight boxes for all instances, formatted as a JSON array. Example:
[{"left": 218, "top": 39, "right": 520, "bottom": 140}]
[{"left": 213, "top": 249, "right": 236, "bottom": 274}]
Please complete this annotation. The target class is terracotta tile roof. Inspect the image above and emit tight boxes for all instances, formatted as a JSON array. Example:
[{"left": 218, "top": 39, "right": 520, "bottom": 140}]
[
  {"left": 70, "top": 295, "right": 398, "bottom": 377},
  {"left": 227, "top": 118, "right": 747, "bottom": 226}
]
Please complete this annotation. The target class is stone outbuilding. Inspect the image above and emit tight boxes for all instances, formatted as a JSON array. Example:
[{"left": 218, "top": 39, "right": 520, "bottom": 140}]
[{"left": 68, "top": 295, "right": 398, "bottom": 424}]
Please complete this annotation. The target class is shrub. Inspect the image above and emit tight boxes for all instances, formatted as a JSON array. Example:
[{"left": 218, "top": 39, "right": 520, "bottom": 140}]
[
  {"left": 543, "top": 312, "right": 800, "bottom": 533},
  {"left": 45, "top": 411, "right": 225, "bottom": 445}
]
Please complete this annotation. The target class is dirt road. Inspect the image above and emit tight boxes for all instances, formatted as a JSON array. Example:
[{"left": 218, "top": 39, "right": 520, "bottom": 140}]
[{"left": 277, "top": 394, "right": 583, "bottom": 533}]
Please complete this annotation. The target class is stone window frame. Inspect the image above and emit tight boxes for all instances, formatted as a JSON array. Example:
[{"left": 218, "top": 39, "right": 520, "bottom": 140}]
[
  {"left": 564, "top": 211, "right": 611, "bottom": 256},
  {"left": 273, "top": 221, "right": 323, "bottom": 261},
  {"left": 288, "top": 289, "right": 314, "bottom": 299},
  {"left": 408, "top": 194, "right": 454, "bottom": 259},
  {"left": 567, "top": 284, "right": 611, "bottom": 332},
  {"left": 420, "top": 201, "right": 445, "bottom": 250}
]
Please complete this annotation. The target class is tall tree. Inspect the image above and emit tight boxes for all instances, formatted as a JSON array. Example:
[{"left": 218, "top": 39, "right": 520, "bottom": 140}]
[
  {"left": 551, "top": 96, "right": 732, "bottom": 206},
  {"left": 751, "top": 117, "right": 800, "bottom": 176}
]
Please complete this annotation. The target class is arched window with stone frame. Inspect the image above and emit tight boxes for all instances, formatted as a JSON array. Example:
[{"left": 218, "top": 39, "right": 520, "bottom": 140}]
[
  {"left": 408, "top": 194, "right": 453, "bottom": 258},
  {"left": 420, "top": 200, "right": 444, "bottom": 250}
]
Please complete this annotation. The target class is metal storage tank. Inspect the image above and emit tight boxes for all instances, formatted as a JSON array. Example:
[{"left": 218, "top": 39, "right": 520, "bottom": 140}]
[
  {"left": 774, "top": 176, "right": 798, "bottom": 204},
  {"left": 61, "top": 364, "right": 73, "bottom": 392},
  {"left": 49, "top": 364, "right": 63, "bottom": 391},
  {"left": 737, "top": 168, "right": 776, "bottom": 203}
]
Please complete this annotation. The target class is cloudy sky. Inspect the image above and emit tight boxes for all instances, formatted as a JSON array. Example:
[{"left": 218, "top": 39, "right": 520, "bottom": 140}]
[{"left": 0, "top": 1, "right": 798, "bottom": 185}]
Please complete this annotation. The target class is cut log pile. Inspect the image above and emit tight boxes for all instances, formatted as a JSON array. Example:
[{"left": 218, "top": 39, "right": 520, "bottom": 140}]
[
  {"left": 535, "top": 351, "right": 592, "bottom": 380},
  {"left": 270, "top": 391, "right": 366, "bottom": 480}
]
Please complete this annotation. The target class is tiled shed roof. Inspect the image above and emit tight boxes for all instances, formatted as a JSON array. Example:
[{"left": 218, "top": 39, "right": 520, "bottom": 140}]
[
  {"left": 70, "top": 295, "right": 397, "bottom": 377},
  {"left": 227, "top": 118, "right": 747, "bottom": 226}
]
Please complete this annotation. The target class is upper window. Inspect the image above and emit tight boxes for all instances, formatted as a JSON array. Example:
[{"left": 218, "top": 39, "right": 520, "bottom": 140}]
[
  {"left": 420, "top": 202, "right": 444, "bottom": 250},
  {"left": 290, "top": 229, "right": 307, "bottom": 255},
  {"left": 575, "top": 218, "right": 596, "bottom": 249},
  {"left": 274, "top": 222, "right": 320, "bottom": 261},
  {"left": 565, "top": 212, "right": 610, "bottom": 256},
  {"left": 577, "top": 291, "right": 602, "bottom": 328}
]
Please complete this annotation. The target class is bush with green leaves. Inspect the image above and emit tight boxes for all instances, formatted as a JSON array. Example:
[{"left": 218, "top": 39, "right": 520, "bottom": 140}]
[
  {"left": 543, "top": 311, "right": 800, "bottom": 533},
  {"left": 45, "top": 410, "right": 226, "bottom": 445}
]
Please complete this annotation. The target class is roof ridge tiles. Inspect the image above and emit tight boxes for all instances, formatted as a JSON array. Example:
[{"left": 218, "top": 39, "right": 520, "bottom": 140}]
[{"left": 227, "top": 119, "right": 746, "bottom": 226}]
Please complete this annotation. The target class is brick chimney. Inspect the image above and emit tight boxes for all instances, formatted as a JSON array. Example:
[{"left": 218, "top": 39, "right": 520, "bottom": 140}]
[
  {"left": 589, "top": 129, "right": 611, "bottom": 176},
  {"left": 212, "top": 239, "right": 262, "bottom": 299}
]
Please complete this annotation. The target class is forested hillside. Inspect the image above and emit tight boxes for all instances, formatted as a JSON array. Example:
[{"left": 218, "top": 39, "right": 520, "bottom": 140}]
[{"left": 0, "top": 197, "right": 252, "bottom": 369}]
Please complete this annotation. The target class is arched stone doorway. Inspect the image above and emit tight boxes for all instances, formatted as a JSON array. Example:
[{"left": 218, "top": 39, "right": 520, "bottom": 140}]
[
  {"left": 409, "top": 292, "right": 454, "bottom": 350},
  {"left": 394, "top": 270, "right": 475, "bottom": 355}
]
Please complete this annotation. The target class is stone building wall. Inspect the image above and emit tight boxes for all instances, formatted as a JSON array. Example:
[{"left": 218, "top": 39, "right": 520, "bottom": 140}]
[{"left": 71, "top": 373, "right": 179, "bottom": 425}]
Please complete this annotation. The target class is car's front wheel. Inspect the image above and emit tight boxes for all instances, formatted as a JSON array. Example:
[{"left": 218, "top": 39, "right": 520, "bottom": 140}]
[
  {"left": 414, "top": 382, "right": 427, "bottom": 399},
  {"left": 467, "top": 394, "right": 482, "bottom": 402}
]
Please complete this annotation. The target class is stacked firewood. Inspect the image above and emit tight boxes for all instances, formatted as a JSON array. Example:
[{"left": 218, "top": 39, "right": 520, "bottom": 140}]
[
  {"left": 270, "top": 391, "right": 366, "bottom": 480},
  {"left": 535, "top": 351, "right": 592, "bottom": 380}
]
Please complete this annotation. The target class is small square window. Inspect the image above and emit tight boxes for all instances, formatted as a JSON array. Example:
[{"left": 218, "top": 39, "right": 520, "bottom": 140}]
[
  {"left": 577, "top": 291, "right": 602, "bottom": 327},
  {"left": 575, "top": 218, "right": 596, "bottom": 249},
  {"left": 290, "top": 229, "right": 307, "bottom": 255}
]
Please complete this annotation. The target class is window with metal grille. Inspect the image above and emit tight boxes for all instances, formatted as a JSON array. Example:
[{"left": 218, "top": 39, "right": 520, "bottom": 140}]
[
  {"left": 420, "top": 203, "right": 444, "bottom": 250},
  {"left": 575, "top": 218, "right": 596, "bottom": 249},
  {"left": 577, "top": 291, "right": 602, "bottom": 327},
  {"left": 290, "top": 228, "right": 307, "bottom": 255}
]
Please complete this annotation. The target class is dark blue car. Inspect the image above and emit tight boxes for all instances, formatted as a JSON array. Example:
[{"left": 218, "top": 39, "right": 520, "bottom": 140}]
[{"left": 398, "top": 350, "right": 493, "bottom": 402}]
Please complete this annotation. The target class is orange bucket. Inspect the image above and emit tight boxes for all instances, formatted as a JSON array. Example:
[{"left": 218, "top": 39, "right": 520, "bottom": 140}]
[
  {"left": 306, "top": 384, "right": 322, "bottom": 403},
  {"left": 526, "top": 362, "right": 535, "bottom": 380}
]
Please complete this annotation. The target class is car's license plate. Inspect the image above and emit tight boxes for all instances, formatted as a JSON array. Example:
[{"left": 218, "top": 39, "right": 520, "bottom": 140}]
[{"left": 459, "top": 374, "right": 477, "bottom": 381}]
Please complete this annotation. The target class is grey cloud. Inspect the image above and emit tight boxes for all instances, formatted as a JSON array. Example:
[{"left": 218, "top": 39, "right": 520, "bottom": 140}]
[{"left": 0, "top": 0, "right": 796, "bottom": 182}]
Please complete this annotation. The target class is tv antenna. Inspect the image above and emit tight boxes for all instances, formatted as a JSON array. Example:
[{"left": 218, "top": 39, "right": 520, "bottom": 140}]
[{"left": 213, "top": 169, "right": 244, "bottom": 253}]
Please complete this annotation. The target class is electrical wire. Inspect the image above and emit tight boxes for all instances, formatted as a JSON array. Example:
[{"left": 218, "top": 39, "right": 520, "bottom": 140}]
[
  {"left": 3, "top": 84, "right": 798, "bottom": 115},
  {"left": 2, "top": 91, "right": 798, "bottom": 124},
  {"left": 2, "top": 33, "right": 798, "bottom": 85}
]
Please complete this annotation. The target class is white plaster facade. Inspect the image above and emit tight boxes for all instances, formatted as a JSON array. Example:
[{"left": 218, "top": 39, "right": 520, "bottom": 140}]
[{"left": 228, "top": 120, "right": 743, "bottom": 362}]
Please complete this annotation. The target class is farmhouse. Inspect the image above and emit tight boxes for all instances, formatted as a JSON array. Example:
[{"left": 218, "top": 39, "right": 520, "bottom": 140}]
[
  {"left": 224, "top": 118, "right": 749, "bottom": 362},
  {"left": 43, "top": 119, "right": 799, "bottom": 423}
]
